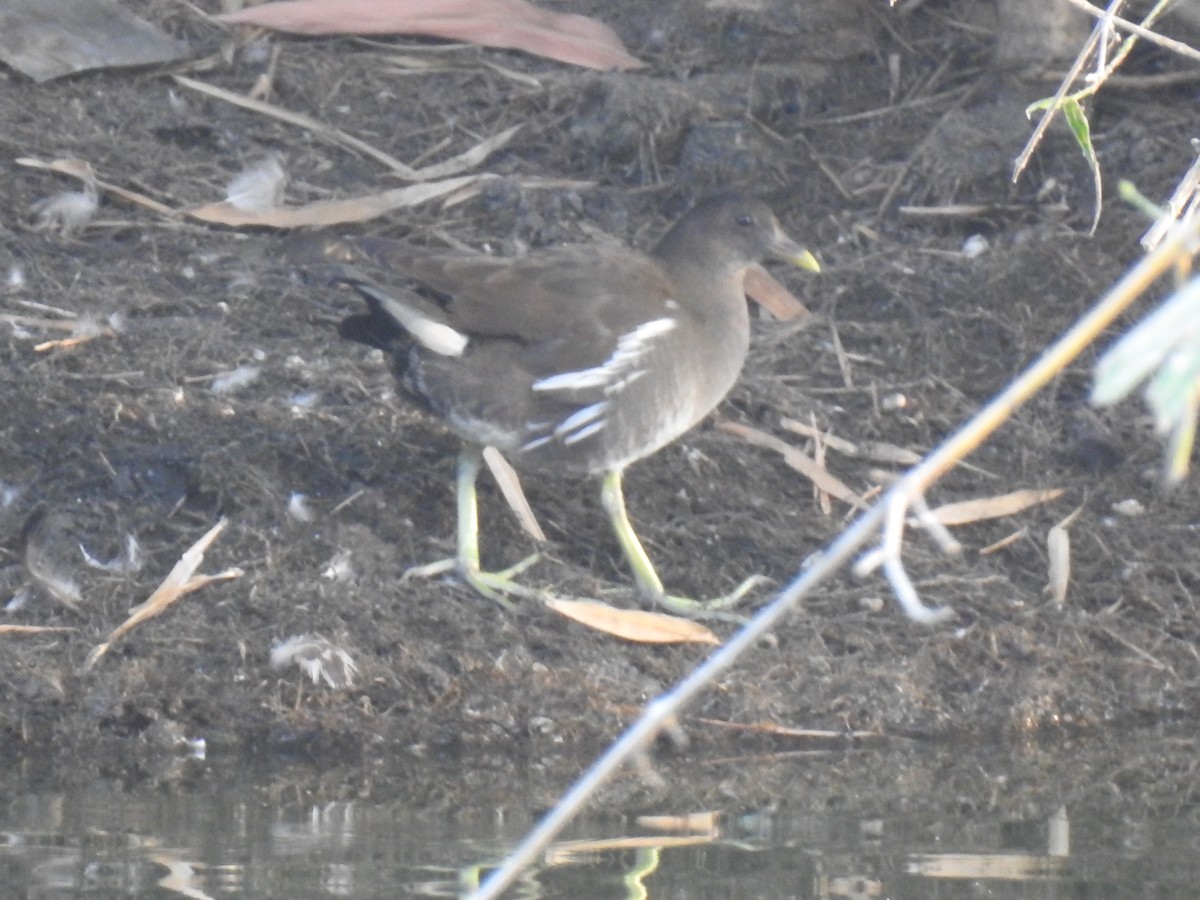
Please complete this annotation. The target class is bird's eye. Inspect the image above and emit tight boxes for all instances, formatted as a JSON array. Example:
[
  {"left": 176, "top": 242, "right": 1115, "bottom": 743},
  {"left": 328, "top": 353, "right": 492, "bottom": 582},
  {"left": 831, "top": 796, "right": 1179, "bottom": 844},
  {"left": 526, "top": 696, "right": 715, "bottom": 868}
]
[{"left": 734, "top": 213, "right": 755, "bottom": 227}]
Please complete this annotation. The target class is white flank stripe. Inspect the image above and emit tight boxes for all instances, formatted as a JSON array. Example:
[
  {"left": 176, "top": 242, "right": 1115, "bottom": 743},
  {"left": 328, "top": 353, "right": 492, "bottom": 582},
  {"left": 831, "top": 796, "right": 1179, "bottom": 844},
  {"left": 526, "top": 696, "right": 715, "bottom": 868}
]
[
  {"left": 533, "top": 317, "right": 676, "bottom": 393},
  {"left": 554, "top": 401, "right": 607, "bottom": 437},
  {"left": 563, "top": 420, "right": 605, "bottom": 445}
]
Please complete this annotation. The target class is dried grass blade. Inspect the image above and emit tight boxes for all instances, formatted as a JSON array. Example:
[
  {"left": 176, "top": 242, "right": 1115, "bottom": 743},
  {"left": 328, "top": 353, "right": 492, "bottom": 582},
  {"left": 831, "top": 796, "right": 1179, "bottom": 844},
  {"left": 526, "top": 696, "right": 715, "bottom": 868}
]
[
  {"left": 411, "top": 125, "right": 520, "bottom": 180},
  {"left": 781, "top": 418, "right": 923, "bottom": 465},
  {"left": 483, "top": 446, "right": 545, "bottom": 542},
  {"left": 173, "top": 75, "right": 421, "bottom": 179},
  {"left": 720, "top": 421, "right": 866, "bottom": 509},
  {"left": 0, "top": 625, "right": 76, "bottom": 635},
  {"left": 928, "top": 488, "right": 1065, "bottom": 526}
]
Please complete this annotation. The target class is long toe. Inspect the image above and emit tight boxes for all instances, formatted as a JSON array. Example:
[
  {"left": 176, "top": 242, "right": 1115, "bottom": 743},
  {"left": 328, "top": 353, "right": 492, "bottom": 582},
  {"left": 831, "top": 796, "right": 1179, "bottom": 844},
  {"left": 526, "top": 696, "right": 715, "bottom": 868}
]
[
  {"left": 402, "top": 555, "right": 542, "bottom": 610},
  {"left": 656, "top": 573, "right": 772, "bottom": 623}
]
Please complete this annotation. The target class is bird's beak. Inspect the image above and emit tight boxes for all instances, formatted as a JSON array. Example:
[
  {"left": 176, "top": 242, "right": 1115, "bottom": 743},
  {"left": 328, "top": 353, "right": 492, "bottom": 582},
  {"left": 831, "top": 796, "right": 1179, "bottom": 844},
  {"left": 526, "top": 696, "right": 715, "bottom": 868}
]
[{"left": 770, "top": 226, "right": 821, "bottom": 273}]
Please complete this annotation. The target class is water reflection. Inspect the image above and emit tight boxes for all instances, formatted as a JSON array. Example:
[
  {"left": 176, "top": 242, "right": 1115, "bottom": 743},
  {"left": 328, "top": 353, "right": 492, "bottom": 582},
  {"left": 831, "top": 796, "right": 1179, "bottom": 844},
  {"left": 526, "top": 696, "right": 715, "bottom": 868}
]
[{"left": 1, "top": 766, "right": 1197, "bottom": 898}]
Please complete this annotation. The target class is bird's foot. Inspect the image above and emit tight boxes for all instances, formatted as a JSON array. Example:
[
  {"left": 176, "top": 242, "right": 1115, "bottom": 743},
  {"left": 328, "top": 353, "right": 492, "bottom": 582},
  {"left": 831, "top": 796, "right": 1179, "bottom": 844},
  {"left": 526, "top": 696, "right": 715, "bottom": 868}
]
[
  {"left": 655, "top": 574, "right": 771, "bottom": 623},
  {"left": 403, "top": 553, "right": 541, "bottom": 610}
]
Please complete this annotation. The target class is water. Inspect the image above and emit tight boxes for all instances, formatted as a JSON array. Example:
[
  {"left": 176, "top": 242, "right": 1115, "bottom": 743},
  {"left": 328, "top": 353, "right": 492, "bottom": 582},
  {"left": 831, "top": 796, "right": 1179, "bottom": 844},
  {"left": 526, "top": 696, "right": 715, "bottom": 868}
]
[{"left": 2, "top": 748, "right": 1198, "bottom": 899}]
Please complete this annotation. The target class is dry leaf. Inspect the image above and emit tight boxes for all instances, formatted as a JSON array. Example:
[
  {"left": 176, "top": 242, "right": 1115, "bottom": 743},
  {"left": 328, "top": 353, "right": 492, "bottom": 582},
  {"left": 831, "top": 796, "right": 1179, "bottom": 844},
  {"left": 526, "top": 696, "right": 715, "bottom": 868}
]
[
  {"left": 1046, "top": 524, "right": 1070, "bottom": 605},
  {"left": 220, "top": 0, "right": 645, "bottom": 72},
  {"left": 483, "top": 446, "right": 545, "bottom": 542},
  {"left": 545, "top": 598, "right": 719, "bottom": 644},
  {"left": 928, "top": 488, "right": 1065, "bottom": 526},
  {"left": 743, "top": 264, "right": 809, "bottom": 321},
  {"left": 187, "top": 176, "right": 480, "bottom": 227}
]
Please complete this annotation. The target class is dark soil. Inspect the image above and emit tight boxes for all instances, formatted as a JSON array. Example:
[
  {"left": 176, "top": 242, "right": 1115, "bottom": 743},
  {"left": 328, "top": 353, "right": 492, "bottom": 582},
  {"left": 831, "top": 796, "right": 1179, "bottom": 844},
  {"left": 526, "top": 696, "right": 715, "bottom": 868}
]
[{"left": 3, "top": 0, "right": 1200, "bottom": 809}]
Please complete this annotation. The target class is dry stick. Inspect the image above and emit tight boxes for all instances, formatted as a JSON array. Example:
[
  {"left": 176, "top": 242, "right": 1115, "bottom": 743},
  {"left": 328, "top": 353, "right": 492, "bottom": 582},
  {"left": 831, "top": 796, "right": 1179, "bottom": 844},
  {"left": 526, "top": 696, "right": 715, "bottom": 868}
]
[
  {"left": 1063, "top": 0, "right": 1200, "bottom": 63},
  {"left": 80, "top": 519, "right": 243, "bottom": 673},
  {"left": 1013, "top": 0, "right": 1185, "bottom": 184},
  {"left": 173, "top": 76, "right": 421, "bottom": 179},
  {"left": 15, "top": 157, "right": 177, "bottom": 218},
  {"left": 1142, "top": 147, "right": 1200, "bottom": 251},
  {"left": 859, "top": 213, "right": 1199, "bottom": 622},
  {"left": 1010, "top": 0, "right": 1111, "bottom": 184},
  {"left": 469, "top": 213, "right": 1200, "bottom": 900}
]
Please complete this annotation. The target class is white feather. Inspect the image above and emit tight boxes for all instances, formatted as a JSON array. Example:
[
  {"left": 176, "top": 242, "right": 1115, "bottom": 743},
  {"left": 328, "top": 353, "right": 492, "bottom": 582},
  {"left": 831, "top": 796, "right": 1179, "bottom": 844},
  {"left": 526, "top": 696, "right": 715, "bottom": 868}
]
[
  {"left": 533, "top": 318, "right": 676, "bottom": 393},
  {"left": 378, "top": 293, "right": 468, "bottom": 356}
]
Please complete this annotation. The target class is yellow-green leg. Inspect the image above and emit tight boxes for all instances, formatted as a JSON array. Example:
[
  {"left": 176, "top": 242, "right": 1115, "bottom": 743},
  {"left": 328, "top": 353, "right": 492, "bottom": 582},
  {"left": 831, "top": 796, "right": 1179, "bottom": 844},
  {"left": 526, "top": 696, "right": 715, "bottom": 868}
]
[
  {"left": 404, "top": 446, "right": 538, "bottom": 608},
  {"left": 599, "top": 469, "right": 765, "bottom": 620}
]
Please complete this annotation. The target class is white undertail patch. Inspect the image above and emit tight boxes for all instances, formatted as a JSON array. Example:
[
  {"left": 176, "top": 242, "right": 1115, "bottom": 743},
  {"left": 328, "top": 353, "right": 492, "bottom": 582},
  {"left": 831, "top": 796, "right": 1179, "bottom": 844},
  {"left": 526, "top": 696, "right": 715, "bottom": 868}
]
[{"left": 375, "top": 291, "right": 468, "bottom": 356}]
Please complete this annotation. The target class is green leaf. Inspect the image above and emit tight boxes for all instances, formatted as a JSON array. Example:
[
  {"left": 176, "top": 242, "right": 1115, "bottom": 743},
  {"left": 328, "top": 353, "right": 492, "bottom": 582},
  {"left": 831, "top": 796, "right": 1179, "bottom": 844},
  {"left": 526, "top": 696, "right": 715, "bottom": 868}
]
[{"left": 1062, "top": 98, "right": 1096, "bottom": 166}]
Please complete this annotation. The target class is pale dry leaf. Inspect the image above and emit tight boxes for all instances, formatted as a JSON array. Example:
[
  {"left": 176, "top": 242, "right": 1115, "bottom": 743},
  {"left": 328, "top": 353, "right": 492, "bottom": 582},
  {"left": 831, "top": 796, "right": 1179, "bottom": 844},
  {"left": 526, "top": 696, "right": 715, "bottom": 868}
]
[
  {"left": 928, "top": 488, "right": 1065, "bottom": 526},
  {"left": 545, "top": 598, "right": 720, "bottom": 645},
  {"left": 220, "top": 0, "right": 645, "bottom": 71},
  {"left": 483, "top": 446, "right": 545, "bottom": 542},
  {"left": 1046, "top": 524, "right": 1070, "bottom": 605},
  {"left": 187, "top": 175, "right": 480, "bottom": 227}
]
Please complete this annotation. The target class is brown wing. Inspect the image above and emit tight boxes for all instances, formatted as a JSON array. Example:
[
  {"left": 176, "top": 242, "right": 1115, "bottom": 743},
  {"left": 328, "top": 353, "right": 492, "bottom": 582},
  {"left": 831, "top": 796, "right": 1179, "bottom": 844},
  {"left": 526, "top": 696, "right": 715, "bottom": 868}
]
[{"left": 344, "top": 239, "right": 679, "bottom": 375}]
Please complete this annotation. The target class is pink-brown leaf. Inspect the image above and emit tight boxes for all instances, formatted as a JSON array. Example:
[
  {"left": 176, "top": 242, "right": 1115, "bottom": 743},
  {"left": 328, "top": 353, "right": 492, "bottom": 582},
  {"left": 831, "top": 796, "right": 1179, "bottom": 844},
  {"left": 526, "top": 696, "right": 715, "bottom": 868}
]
[{"left": 221, "top": 0, "right": 645, "bottom": 71}]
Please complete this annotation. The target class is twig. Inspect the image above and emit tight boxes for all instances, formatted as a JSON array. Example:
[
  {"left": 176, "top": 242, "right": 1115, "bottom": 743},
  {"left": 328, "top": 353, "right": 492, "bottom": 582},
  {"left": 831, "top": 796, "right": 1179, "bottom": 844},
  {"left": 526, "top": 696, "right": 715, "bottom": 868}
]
[
  {"left": 174, "top": 76, "right": 422, "bottom": 179},
  {"left": 80, "top": 519, "right": 242, "bottom": 672},
  {"left": 1063, "top": 0, "right": 1200, "bottom": 63},
  {"left": 1010, "top": 0, "right": 1113, "bottom": 184}
]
